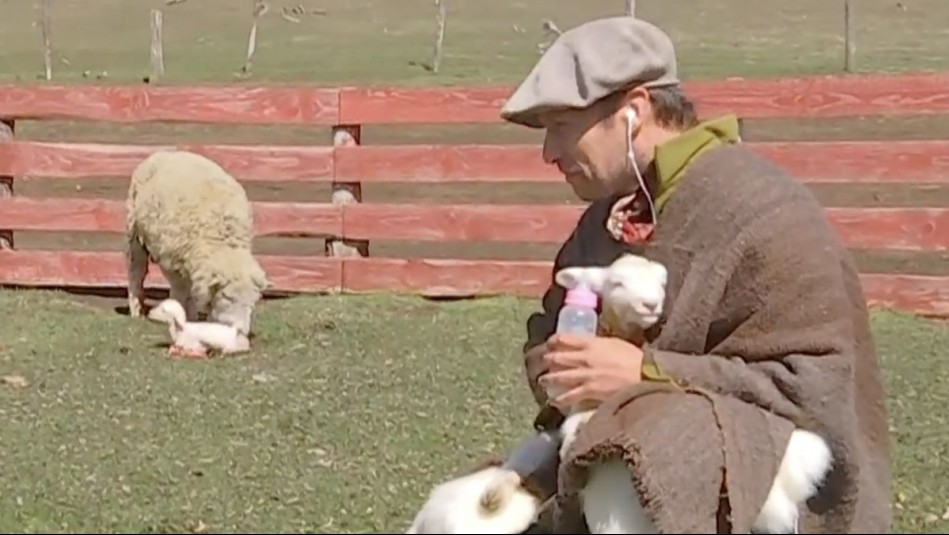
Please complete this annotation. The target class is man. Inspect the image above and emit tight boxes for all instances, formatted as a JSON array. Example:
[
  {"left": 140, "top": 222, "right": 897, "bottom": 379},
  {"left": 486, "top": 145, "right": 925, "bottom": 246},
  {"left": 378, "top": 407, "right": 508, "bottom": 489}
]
[{"left": 499, "top": 16, "right": 892, "bottom": 534}]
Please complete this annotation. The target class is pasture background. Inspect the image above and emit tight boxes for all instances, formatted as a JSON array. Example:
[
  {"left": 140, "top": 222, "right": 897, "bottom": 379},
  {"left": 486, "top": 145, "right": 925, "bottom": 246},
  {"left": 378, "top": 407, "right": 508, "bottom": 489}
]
[{"left": 1, "top": 0, "right": 949, "bottom": 533}]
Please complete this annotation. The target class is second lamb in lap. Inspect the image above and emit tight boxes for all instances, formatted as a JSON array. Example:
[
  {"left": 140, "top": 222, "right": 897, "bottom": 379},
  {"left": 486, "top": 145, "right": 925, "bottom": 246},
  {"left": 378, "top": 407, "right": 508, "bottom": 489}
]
[
  {"left": 405, "top": 252, "right": 834, "bottom": 534},
  {"left": 125, "top": 150, "right": 269, "bottom": 340}
]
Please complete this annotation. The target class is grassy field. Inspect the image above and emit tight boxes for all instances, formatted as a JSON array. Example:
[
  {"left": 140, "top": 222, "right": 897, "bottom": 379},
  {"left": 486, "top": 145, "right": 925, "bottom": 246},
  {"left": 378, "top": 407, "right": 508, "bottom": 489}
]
[
  {"left": 2, "top": 0, "right": 948, "bottom": 85},
  {"left": 0, "top": 290, "right": 947, "bottom": 533}
]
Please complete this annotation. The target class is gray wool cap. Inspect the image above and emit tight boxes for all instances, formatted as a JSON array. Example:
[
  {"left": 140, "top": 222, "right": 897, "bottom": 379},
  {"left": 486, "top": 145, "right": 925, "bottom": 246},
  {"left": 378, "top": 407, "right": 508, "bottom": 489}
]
[{"left": 500, "top": 16, "right": 680, "bottom": 128}]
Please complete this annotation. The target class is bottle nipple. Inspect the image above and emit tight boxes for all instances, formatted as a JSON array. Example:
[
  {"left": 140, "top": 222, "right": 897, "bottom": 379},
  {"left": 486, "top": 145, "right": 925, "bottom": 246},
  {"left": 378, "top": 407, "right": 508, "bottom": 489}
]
[{"left": 564, "top": 283, "right": 598, "bottom": 308}]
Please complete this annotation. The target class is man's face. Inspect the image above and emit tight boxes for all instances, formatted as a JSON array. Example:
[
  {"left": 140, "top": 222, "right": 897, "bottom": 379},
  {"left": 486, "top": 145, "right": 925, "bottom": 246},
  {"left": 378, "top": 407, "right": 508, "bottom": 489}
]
[{"left": 539, "top": 94, "right": 635, "bottom": 202}]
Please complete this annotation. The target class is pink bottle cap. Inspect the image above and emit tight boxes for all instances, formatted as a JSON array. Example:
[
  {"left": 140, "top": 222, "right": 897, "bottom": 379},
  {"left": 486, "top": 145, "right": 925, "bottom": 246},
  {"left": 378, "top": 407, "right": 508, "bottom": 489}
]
[{"left": 564, "top": 284, "right": 598, "bottom": 309}]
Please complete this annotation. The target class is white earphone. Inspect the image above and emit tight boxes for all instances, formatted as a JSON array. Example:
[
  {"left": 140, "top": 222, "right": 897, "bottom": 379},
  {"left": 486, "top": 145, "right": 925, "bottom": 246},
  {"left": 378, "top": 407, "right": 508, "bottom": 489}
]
[
  {"left": 624, "top": 106, "right": 637, "bottom": 156},
  {"left": 623, "top": 105, "right": 657, "bottom": 226}
]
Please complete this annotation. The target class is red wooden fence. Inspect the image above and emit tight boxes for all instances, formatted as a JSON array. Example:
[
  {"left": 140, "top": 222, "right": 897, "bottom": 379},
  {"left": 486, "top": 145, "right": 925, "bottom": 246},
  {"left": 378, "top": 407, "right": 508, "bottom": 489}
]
[{"left": 0, "top": 71, "right": 947, "bottom": 316}]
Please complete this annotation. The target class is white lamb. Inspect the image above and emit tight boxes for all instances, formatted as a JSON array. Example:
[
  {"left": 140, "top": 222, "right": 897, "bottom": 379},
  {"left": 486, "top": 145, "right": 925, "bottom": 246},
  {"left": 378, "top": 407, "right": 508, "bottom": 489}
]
[
  {"left": 406, "top": 462, "right": 547, "bottom": 534},
  {"left": 405, "top": 252, "right": 834, "bottom": 534},
  {"left": 147, "top": 298, "right": 250, "bottom": 359},
  {"left": 126, "top": 150, "right": 268, "bottom": 336}
]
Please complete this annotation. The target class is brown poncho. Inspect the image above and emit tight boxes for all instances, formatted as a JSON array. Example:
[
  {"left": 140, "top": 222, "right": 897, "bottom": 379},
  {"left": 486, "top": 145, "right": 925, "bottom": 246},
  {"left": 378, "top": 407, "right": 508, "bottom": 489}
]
[{"left": 522, "top": 144, "right": 892, "bottom": 533}]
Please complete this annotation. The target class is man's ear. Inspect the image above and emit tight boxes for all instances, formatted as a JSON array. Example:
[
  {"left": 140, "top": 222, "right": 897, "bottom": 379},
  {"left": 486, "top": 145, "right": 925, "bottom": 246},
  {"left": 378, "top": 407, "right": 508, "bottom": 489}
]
[{"left": 622, "top": 86, "right": 651, "bottom": 126}]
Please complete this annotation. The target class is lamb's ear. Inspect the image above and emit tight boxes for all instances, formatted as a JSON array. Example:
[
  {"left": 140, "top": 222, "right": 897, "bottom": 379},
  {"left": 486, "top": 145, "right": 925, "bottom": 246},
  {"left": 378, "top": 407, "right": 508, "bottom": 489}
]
[{"left": 554, "top": 266, "right": 607, "bottom": 292}]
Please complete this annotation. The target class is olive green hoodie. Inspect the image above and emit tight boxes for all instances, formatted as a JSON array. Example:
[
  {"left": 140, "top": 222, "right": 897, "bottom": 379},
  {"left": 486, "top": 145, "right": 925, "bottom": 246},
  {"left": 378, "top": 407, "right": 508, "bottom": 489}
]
[{"left": 653, "top": 114, "right": 742, "bottom": 213}]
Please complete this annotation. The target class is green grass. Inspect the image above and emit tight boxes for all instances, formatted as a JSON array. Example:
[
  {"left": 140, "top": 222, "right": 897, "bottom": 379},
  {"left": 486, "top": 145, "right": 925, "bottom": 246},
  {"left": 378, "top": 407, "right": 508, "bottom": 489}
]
[
  {"left": 0, "top": 289, "right": 947, "bottom": 533},
  {"left": 2, "top": 0, "right": 947, "bottom": 85},
  {"left": 0, "top": 290, "right": 537, "bottom": 533}
]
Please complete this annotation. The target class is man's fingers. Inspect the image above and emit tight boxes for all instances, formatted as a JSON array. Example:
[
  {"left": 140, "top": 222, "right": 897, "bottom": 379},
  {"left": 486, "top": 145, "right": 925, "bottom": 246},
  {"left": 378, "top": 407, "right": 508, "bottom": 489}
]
[
  {"left": 547, "top": 332, "right": 593, "bottom": 351},
  {"left": 551, "top": 385, "right": 589, "bottom": 411},
  {"left": 524, "top": 345, "right": 555, "bottom": 407},
  {"left": 539, "top": 367, "right": 590, "bottom": 390},
  {"left": 524, "top": 341, "right": 549, "bottom": 369},
  {"left": 543, "top": 349, "right": 589, "bottom": 369}
]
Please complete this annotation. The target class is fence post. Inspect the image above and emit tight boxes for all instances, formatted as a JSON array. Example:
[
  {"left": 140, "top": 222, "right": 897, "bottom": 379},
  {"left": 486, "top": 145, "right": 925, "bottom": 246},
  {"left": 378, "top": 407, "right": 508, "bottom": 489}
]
[
  {"left": 431, "top": 0, "right": 447, "bottom": 73},
  {"left": 327, "top": 125, "right": 369, "bottom": 259},
  {"left": 0, "top": 119, "right": 14, "bottom": 249},
  {"left": 39, "top": 0, "right": 53, "bottom": 80},
  {"left": 150, "top": 9, "right": 164, "bottom": 82},
  {"left": 241, "top": 0, "right": 267, "bottom": 75},
  {"left": 844, "top": 0, "right": 856, "bottom": 72},
  {"left": 625, "top": 0, "right": 636, "bottom": 16}
]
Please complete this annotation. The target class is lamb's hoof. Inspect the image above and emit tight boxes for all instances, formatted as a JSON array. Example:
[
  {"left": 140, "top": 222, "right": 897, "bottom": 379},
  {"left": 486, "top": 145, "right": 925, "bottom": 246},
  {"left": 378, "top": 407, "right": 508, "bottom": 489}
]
[
  {"left": 167, "top": 345, "right": 209, "bottom": 360},
  {"left": 129, "top": 299, "right": 144, "bottom": 318}
]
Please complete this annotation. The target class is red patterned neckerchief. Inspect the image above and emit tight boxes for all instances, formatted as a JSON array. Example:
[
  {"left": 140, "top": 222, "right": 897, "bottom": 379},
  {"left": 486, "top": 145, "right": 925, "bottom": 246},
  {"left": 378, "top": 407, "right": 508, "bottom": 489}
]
[{"left": 606, "top": 190, "right": 655, "bottom": 244}]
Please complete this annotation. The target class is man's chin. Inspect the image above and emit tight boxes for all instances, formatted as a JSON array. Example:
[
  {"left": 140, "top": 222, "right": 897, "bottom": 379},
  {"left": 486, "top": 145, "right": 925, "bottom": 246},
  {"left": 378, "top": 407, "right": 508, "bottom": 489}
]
[{"left": 565, "top": 175, "right": 602, "bottom": 202}]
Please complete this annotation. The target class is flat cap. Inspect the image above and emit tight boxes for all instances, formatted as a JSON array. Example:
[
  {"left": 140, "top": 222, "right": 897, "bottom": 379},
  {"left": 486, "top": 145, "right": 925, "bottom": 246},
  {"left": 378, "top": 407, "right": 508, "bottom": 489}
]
[{"left": 500, "top": 16, "right": 680, "bottom": 128}]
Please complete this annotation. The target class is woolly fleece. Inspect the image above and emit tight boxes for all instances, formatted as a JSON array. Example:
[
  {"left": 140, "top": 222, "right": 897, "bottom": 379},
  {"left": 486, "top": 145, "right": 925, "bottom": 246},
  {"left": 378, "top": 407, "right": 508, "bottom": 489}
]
[{"left": 126, "top": 150, "right": 268, "bottom": 334}]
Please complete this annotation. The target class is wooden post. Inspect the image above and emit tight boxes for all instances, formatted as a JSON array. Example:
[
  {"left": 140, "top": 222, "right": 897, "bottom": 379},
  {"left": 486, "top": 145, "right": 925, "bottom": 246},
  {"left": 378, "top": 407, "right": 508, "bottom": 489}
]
[
  {"left": 241, "top": 0, "right": 268, "bottom": 75},
  {"left": 625, "top": 0, "right": 636, "bottom": 16},
  {"left": 0, "top": 120, "right": 14, "bottom": 249},
  {"left": 844, "top": 0, "right": 856, "bottom": 73},
  {"left": 326, "top": 126, "right": 369, "bottom": 258},
  {"left": 431, "top": 0, "right": 447, "bottom": 73},
  {"left": 39, "top": 0, "right": 52, "bottom": 80},
  {"left": 541, "top": 19, "right": 562, "bottom": 37},
  {"left": 150, "top": 10, "right": 164, "bottom": 82}
]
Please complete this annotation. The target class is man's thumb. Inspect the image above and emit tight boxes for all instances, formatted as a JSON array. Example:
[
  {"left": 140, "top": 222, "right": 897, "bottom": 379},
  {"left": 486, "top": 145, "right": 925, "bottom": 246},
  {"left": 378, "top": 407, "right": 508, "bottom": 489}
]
[{"left": 550, "top": 332, "right": 590, "bottom": 349}]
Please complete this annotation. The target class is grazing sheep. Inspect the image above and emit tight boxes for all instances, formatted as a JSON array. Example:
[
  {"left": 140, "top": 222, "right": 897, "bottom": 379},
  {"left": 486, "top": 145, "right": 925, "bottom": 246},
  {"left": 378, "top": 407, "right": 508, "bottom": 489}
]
[
  {"left": 405, "top": 252, "right": 834, "bottom": 534},
  {"left": 147, "top": 298, "right": 250, "bottom": 359},
  {"left": 126, "top": 150, "right": 268, "bottom": 336}
]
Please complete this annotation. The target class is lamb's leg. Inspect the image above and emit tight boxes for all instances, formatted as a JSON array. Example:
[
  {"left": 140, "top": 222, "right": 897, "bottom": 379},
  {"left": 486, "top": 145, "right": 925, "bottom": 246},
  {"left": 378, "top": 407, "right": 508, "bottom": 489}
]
[
  {"left": 750, "top": 429, "right": 832, "bottom": 534},
  {"left": 582, "top": 459, "right": 658, "bottom": 534},
  {"left": 168, "top": 331, "right": 209, "bottom": 360},
  {"left": 222, "top": 333, "right": 251, "bottom": 355},
  {"left": 559, "top": 408, "right": 655, "bottom": 534},
  {"left": 565, "top": 408, "right": 657, "bottom": 534},
  {"left": 162, "top": 268, "right": 196, "bottom": 321},
  {"left": 187, "top": 302, "right": 201, "bottom": 322},
  {"left": 168, "top": 345, "right": 210, "bottom": 360},
  {"left": 126, "top": 237, "right": 149, "bottom": 318}
]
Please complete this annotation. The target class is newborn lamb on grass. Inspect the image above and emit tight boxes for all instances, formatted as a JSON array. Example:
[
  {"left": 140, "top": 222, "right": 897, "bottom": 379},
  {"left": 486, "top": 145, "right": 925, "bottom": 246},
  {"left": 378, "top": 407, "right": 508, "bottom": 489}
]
[
  {"left": 406, "top": 252, "right": 834, "bottom": 534},
  {"left": 125, "top": 150, "right": 268, "bottom": 337},
  {"left": 148, "top": 298, "right": 250, "bottom": 359}
]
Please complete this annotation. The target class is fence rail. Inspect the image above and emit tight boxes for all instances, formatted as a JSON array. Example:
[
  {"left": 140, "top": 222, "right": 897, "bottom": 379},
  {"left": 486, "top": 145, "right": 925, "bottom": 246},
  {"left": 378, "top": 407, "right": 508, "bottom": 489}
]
[
  {"left": 0, "top": 197, "right": 946, "bottom": 250},
  {"left": 1, "top": 71, "right": 947, "bottom": 316},
  {"left": 2, "top": 72, "right": 949, "bottom": 125},
  {"left": 1, "top": 140, "right": 948, "bottom": 183}
]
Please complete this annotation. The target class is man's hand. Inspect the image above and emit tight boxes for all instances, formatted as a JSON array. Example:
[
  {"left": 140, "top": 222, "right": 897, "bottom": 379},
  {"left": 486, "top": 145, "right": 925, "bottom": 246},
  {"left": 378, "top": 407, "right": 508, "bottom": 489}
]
[{"left": 534, "top": 333, "right": 644, "bottom": 410}]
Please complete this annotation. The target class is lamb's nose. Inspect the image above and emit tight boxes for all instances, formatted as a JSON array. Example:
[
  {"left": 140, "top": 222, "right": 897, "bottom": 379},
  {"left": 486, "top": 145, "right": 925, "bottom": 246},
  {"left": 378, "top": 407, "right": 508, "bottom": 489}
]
[{"left": 642, "top": 300, "right": 659, "bottom": 312}]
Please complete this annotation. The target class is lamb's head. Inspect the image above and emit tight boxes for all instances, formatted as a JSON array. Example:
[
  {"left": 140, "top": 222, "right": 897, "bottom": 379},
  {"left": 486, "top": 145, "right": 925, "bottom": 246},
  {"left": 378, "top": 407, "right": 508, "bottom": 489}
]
[
  {"left": 555, "top": 253, "right": 667, "bottom": 333},
  {"left": 147, "top": 298, "right": 187, "bottom": 330}
]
